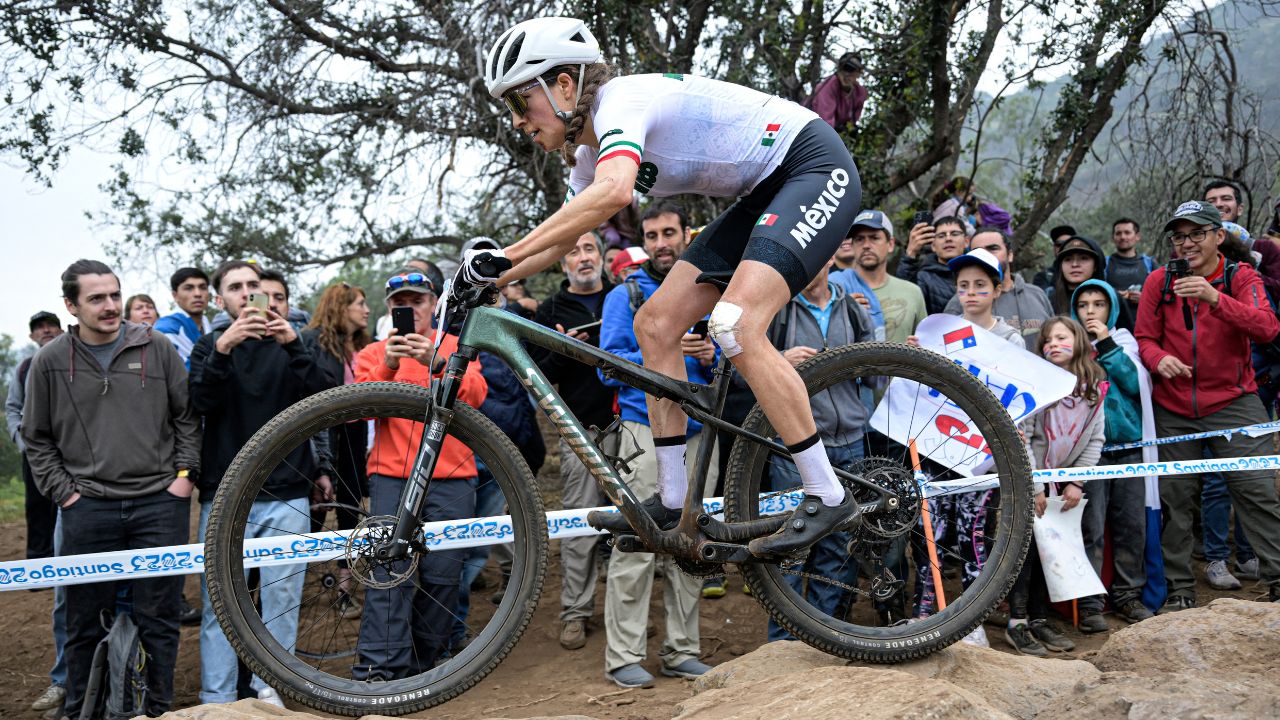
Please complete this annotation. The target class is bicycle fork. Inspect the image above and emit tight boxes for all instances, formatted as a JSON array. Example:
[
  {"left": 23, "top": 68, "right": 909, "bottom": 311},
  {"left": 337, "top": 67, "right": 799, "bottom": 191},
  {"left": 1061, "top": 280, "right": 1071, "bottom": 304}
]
[{"left": 374, "top": 347, "right": 478, "bottom": 562}]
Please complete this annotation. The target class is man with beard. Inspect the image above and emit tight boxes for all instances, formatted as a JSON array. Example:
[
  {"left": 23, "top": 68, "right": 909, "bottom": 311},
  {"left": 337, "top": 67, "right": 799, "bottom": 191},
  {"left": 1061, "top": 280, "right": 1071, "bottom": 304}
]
[
  {"left": 530, "top": 231, "right": 616, "bottom": 650},
  {"left": 1104, "top": 218, "right": 1155, "bottom": 317},
  {"left": 598, "top": 201, "right": 717, "bottom": 688},
  {"left": 23, "top": 260, "right": 199, "bottom": 720},
  {"left": 828, "top": 223, "right": 885, "bottom": 338},
  {"left": 842, "top": 210, "right": 925, "bottom": 343}
]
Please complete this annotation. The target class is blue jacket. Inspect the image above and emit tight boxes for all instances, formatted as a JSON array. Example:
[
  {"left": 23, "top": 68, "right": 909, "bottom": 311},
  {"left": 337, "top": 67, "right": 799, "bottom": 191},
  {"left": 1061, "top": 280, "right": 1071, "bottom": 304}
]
[
  {"left": 154, "top": 311, "right": 208, "bottom": 368},
  {"left": 1071, "top": 279, "right": 1141, "bottom": 443},
  {"left": 828, "top": 269, "right": 885, "bottom": 339},
  {"left": 599, "top": 268, "right": 713, "bottom": 435}
]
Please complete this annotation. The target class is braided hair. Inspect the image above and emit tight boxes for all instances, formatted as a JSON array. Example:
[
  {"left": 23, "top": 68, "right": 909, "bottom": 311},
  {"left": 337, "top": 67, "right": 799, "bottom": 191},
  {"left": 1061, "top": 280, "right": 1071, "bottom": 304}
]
[{"left": 542, "top": 62, "right": 616, "bottom": 167}]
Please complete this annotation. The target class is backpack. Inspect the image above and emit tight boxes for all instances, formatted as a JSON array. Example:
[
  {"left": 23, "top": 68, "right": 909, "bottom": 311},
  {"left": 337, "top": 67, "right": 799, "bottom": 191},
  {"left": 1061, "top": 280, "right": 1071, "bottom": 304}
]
[
  {"left": 624, "top": 276, "right": 646, "bottom": 313},
  {"left": 1220, "top": 261, "right": 1280, "bottom": 368},
  {"left": 79, "top": 612, "right": 149, "bottom": 720},
  {"left": 1103, "top": 254, "right": 1155, "bottom": 279}
]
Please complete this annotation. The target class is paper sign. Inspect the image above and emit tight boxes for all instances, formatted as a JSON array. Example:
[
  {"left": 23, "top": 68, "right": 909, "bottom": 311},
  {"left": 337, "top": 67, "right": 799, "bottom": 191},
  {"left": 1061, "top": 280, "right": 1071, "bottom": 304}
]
[{"left": 869, "top": 315, "right": 1075, "bottom": 476}]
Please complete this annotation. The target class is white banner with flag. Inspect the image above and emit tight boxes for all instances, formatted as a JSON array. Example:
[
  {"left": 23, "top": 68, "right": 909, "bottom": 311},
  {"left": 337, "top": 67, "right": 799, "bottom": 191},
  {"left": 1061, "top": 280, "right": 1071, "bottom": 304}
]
[{"left": 870, "top": 314, "right": 1077, "bottom": 476}]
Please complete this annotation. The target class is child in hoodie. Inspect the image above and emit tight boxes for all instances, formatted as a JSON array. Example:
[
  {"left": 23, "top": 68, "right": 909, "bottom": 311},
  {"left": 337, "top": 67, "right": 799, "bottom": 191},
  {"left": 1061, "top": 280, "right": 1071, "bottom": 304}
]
[{"left": 1070, "top": 280, "right": 1155, "bottom": 627}]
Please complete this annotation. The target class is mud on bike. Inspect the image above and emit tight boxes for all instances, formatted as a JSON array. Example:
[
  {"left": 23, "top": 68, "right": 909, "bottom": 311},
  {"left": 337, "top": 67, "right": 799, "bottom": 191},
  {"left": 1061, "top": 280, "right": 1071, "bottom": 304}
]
[{"left": 205, "top": 265, "right": 1033, "bottom": 716}]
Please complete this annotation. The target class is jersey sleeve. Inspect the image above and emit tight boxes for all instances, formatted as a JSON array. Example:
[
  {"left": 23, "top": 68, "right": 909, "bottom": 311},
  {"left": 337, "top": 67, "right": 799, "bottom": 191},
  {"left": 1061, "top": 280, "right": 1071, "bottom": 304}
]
[
  {"left": 566, "top": 146, "right": 597, "bottom": 202},
  {"left": 589, "top": 81, "right": 650, "bottom": 167}
]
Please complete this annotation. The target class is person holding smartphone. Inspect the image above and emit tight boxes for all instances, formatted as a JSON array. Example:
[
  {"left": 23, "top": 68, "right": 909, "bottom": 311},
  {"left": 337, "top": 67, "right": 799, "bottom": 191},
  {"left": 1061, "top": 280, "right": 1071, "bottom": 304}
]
[
  {"left": 187, "top": 260, "right": 335, "bottom": 707},
  {"left": 897, "top": 215, "right": 969, "bottom": 314}
]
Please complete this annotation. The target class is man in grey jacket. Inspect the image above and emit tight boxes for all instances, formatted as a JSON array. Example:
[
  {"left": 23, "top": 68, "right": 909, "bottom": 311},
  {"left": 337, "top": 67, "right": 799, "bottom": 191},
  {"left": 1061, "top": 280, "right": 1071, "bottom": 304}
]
[
  {"left": 23, "top": 259, "right": 200, "bottom": 720},
  {"left": 5, "top": 311, "right": 63, "bottom": 561},
  {"left": 763, "top": 257, "right": 878, "bottom": 637}
]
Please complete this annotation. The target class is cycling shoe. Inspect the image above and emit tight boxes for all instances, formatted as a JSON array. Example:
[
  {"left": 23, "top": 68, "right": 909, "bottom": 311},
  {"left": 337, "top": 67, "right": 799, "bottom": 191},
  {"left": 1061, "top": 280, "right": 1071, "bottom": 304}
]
[
  {"left": 748, "top": 490, "right": 859, "bottom": 558},
  {"left": 590, "top": 493, "right": 682, "bottom": 533}
]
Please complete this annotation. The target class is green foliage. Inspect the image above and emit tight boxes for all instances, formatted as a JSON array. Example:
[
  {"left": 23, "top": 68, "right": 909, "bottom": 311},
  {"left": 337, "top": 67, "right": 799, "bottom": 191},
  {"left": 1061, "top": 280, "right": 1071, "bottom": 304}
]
[{"left": 0, "top": 334, "right": 24, "bottom": 489}]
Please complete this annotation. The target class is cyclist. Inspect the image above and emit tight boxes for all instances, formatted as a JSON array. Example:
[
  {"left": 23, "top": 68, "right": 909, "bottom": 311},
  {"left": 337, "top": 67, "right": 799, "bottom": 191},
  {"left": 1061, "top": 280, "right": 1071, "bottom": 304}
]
[{"left": 468, "top": 16, "right": 863, "bottom": 556}]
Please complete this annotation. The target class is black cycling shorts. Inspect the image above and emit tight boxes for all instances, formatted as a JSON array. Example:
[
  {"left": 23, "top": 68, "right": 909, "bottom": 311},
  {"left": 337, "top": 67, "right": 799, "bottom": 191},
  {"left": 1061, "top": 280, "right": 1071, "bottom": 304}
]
[{"left": 681, "top": 118, "right": 862, "bottom": 296}]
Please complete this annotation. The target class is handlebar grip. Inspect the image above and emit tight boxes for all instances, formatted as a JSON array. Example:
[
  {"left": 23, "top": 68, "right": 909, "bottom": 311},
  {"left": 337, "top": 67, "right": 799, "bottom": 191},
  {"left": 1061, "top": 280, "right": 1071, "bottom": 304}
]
[{"left": 475, "top": 253, "right": 513, "bottom": 279}]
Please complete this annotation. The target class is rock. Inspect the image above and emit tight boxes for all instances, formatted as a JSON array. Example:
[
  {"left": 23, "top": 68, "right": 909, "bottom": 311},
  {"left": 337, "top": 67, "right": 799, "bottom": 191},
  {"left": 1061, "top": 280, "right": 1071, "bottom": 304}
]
[
  {"left": 675, "top": 665, "right": 1013, "bottom": 720},
  {"left": 693, "top": 635, "right": 1098, "bottom": 720},
  {"left": 153, "top": 699, "right": 599, "bottom": 720},
  {"left": 692, "top": 640, "right": 844, "bottom": 692},
  {"left": 155, "top": 699, "right": 323, "bottom": 719},
  {"left": 1092, "top": 598, "right": 1280, "bottom": 678},
  {"left": 884, "top": 641, "right": 1100, "bottom": 719},
  {"left": 1039, "top": 671, "right": 1280, "bottom": 720}
]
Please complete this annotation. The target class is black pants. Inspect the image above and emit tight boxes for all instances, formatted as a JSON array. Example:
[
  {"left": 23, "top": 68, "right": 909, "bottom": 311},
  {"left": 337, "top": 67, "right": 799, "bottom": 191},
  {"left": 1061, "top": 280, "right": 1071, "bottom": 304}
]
[
  {"left": 60, "top": 491, "right": 189, "bottom": 718},
  {"left": 1008, "top": 537, "right": 1048, "bottom": 621},
  {"left": 22, "top": 454, "right": 57, "bottom": 559}
]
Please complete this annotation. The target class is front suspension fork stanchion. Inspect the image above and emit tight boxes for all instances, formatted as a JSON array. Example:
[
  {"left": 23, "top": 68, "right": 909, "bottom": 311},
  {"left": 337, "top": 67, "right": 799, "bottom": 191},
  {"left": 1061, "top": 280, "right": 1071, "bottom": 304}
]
[{"left": 382, "top": 347, "right": 476, "bottom": 557}]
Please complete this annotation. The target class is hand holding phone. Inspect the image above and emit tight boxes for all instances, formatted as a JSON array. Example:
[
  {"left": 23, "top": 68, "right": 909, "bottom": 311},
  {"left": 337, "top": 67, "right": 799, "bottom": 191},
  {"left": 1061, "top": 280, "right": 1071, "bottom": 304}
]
[
  {"left": 565, "top": 320, "right": 602, "bottom": 334},
  {"left": 246, "top": 293, "right": 269, "bottom": 314},
  {"left": 391, "top": 306, "right": 416, "bottom": 338},
  {"left": 692, "top": 319, "right": 709, "bottom": 338}
]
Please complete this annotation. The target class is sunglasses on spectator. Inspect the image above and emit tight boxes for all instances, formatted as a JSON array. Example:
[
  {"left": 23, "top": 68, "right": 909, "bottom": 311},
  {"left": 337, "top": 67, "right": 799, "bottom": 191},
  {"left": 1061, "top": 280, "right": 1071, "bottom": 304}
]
[
  {"left": 502, "top": 80, "right": 541, "bottom": 117},
  {"left": 385, "top": 273, "right": 436, "bottom": 294}
]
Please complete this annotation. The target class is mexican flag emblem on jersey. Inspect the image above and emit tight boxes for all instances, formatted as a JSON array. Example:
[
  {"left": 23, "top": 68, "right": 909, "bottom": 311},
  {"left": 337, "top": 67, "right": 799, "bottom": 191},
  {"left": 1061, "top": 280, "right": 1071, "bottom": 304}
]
[{"left": 760, "top": 123, "right": 781, "bottom": 146}]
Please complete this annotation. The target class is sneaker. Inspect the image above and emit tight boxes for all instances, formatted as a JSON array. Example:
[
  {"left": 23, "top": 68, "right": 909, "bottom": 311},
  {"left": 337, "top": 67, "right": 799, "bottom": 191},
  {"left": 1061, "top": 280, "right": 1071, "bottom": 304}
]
[
  {"left": 748, "top": 491, "right": 860, "bottom": 558},
  {"left": 1077, "top": 610, "right": 1109, "bottom": 634},
  {"left": 179, "top": 594, "right": 201, "bottom": 626},
  {"left": 1004, "top": 624, "right": 1048, "bottom": 657},
  {"left": 30, "top": 684, "right": 66, "bottom": 712},
  {"left": 559, "top": 619, "right": 587, "bottom": 650},
  {"left": 1236, "top": 557, "right": 1260, "bottom": 581},
  {"left": 1116, "top": 599, "right": 1154, "bottom": 623},
  {"left": 336, "top": 592, "right": 363, "bottom": 620},
  {"left": 489, "top": 574, "right": 510, "bottom": 605},
  {"left": 593, "top": 494, "right": 682, "bottom": 533},
  {"left": 1030, "top": 619, "right": 1076, "bottom": 651},
  {"left": 701, "top": 577, "right": 726, "bottom": 599},
  {"left": 606, "top": 663, "right": 655, "bottom": 688},
  {"left": 256, "top": 687, "right": 286, "bottom": 708},
  {"left": 1157, "top": 595, "right": 1196, "bottom": 614},
  {"left": 1205, "top": 559, "right": 1242, "bottom": 590},
  {"left": 661, "top": 658, "right": 712, "bottom": 679},
  {"left": 1270, "top": 586, "right": 1280, "bottom": 603},
  {"left": 960, "top": 625, "right": 989, "bottom": 647}
]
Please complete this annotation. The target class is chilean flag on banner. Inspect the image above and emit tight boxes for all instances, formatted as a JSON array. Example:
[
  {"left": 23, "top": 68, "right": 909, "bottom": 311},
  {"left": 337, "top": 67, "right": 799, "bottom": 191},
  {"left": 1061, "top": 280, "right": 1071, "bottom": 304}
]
[
  {"left": 1141, "top": 476, "right": 1167, "bottom": 610},
  {"left": 942, "top": 326, "right": 977, "bottom": 354}
]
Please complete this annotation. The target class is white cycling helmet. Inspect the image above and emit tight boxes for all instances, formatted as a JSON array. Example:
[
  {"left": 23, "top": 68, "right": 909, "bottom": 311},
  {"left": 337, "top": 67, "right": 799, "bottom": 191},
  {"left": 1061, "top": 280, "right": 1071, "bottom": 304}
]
[{"left": 485, "top": 17, "right": 602, "bottom": 121}]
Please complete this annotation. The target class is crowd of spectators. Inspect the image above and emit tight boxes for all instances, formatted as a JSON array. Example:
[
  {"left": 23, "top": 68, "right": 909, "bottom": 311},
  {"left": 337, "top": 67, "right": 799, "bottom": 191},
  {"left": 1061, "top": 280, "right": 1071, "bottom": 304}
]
[{"left": 8, "top": 176, "right": 1280, "bottom": 714}]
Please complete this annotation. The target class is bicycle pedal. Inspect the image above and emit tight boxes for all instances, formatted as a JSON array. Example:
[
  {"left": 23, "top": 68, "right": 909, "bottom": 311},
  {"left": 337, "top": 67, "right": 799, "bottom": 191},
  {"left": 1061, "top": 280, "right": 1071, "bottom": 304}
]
[{"left": 779, "top": 549, "right": 810, "bottom": 571}]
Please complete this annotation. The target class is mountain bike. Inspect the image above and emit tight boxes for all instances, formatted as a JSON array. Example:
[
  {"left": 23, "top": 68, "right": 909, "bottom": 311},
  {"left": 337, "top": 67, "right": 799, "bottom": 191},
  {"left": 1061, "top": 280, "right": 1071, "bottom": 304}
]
[{"left": 205, "top": 266, "right": 1033, "bottom": 716}]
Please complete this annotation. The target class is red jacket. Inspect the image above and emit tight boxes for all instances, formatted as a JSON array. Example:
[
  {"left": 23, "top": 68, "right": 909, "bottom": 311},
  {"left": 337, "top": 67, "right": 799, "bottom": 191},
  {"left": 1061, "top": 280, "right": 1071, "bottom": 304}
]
[
  {"left": 355, "top": 332, "right": 488, "bottom": 479},
  {"left": 1136, "top": 257, "right": 1280, "bottom": 418}
]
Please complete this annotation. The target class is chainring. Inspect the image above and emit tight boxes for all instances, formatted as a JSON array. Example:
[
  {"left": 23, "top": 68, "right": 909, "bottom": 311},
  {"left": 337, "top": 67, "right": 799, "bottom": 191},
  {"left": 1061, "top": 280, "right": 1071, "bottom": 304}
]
[{"left": 674, "top": 556, "right": 725, "bottom": 579}]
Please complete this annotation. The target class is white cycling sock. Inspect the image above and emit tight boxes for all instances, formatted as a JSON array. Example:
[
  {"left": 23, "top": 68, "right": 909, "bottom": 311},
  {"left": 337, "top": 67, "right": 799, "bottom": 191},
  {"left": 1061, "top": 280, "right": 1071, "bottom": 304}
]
[
  {"left": 789, "top": 434, "right": 845, "bottom": 507},
  {"left": 653, "top": 436, "right": 688, "bottom": 510}
]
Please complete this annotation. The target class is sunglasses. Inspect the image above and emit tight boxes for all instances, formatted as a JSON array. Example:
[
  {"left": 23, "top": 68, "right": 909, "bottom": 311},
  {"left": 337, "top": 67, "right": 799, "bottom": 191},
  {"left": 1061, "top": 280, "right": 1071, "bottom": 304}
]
[
  {"left": 501, "top": 80, "right": 541, "bottom": 117},
  {"left": 385, "top": 273, "right": 436, "bottom": 294}
]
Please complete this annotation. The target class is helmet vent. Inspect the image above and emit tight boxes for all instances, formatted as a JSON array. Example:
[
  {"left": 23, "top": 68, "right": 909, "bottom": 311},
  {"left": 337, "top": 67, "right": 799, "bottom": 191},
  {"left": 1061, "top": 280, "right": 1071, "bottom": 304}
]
[
  {"left": 502, "top": 32, "right": 526, "bottom": 76},
  {"left": 490, "top": 28, "right": 514, "bottom": 78},
  {"left": 570, "top": 31, "right": 585, "bottom": 43}
]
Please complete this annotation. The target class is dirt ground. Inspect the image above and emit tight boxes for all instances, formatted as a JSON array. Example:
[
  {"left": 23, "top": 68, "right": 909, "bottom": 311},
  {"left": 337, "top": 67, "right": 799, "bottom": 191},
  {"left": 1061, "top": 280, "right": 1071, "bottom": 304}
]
[{"left": 2, "top": 508, "right": 1265, "bottom": 720}]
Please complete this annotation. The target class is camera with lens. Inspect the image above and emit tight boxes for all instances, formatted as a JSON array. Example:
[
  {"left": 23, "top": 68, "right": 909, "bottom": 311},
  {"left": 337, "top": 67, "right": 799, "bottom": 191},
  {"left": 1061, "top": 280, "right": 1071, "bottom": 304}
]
[{"left": 1167, "top": 258, "right": 1191, "bottom": 279}]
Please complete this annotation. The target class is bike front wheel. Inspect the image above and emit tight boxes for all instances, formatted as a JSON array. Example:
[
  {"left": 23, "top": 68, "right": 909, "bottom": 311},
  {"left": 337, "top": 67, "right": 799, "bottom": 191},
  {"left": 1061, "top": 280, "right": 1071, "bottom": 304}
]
[
  {"left": 723, "top": 342, "right": 1033, "bottom": 661},
  {"left": 205, "top": 382, "right": 547, "bottom": 716}
]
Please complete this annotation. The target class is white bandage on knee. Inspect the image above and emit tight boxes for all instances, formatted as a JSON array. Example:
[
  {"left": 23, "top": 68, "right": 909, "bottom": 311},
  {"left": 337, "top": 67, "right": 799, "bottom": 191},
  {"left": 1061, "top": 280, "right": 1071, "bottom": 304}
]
[{"left": 708, "top": 302, "right": 745, "bottom": 358}]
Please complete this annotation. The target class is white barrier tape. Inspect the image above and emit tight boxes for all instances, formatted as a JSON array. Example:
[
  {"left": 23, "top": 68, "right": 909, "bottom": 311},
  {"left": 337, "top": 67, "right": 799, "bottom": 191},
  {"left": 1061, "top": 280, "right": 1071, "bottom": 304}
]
[
  {"left": 9, "top": 452, "right": 1277, "bottom": 592},
  {"left": 1102, "top": 418, "right": 1280, "bottom": 452},
  {"left": 0, "top": 495, "right": 804, "bottom": 592}
]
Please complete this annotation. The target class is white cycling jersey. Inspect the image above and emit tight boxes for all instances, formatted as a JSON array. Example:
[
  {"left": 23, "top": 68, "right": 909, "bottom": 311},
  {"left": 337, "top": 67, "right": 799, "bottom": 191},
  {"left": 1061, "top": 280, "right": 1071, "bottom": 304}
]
[{"left": 567, "top": 73, "right": 819, "bottom": 201}]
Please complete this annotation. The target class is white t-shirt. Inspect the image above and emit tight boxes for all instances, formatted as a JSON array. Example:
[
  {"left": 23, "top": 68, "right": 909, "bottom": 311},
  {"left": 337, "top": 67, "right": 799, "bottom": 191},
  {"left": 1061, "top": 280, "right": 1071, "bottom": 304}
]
[{"left": 567, "top": 74, "right": 818, "bottom": 200}]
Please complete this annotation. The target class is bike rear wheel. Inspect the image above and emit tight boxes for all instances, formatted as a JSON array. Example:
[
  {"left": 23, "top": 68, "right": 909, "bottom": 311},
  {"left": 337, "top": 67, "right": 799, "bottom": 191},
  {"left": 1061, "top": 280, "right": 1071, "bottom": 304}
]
[
  {"left": 205, "top": 382, "right": 547, "bottom": 716},
  {"left": 723, "top": 342, "right": 1033, "bottom": 661}
]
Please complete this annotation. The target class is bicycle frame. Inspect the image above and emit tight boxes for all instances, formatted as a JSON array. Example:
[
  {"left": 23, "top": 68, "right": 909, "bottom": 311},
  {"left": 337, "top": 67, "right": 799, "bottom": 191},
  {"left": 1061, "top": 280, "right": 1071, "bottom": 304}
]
[{"left": 387, "top": 304, "right": 891, "bottom": 565}]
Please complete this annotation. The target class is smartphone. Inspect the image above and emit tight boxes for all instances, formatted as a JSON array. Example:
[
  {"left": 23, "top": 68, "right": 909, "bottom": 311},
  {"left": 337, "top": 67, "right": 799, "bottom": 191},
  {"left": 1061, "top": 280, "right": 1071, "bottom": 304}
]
[
  {"left": 692, "top": 319, "right": 709, "bottom": 338},
  {"left": 912, "top": 211, "right": 934, "bottom": 228},
  {"left": 566, "top": 319, "right": 602, "bottom": 334},
  {"left": 246, "top": 293, "right": 269, "bottom": 313},
  {"left": 391, "top": 306, "right": 416, "bottom": 338}
]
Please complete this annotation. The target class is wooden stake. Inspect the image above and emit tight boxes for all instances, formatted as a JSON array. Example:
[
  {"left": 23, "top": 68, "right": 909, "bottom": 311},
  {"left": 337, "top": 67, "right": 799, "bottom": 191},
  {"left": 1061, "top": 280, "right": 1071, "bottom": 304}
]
[{"left": 912, "top": 440, "right": 947, "bottom": 610}]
